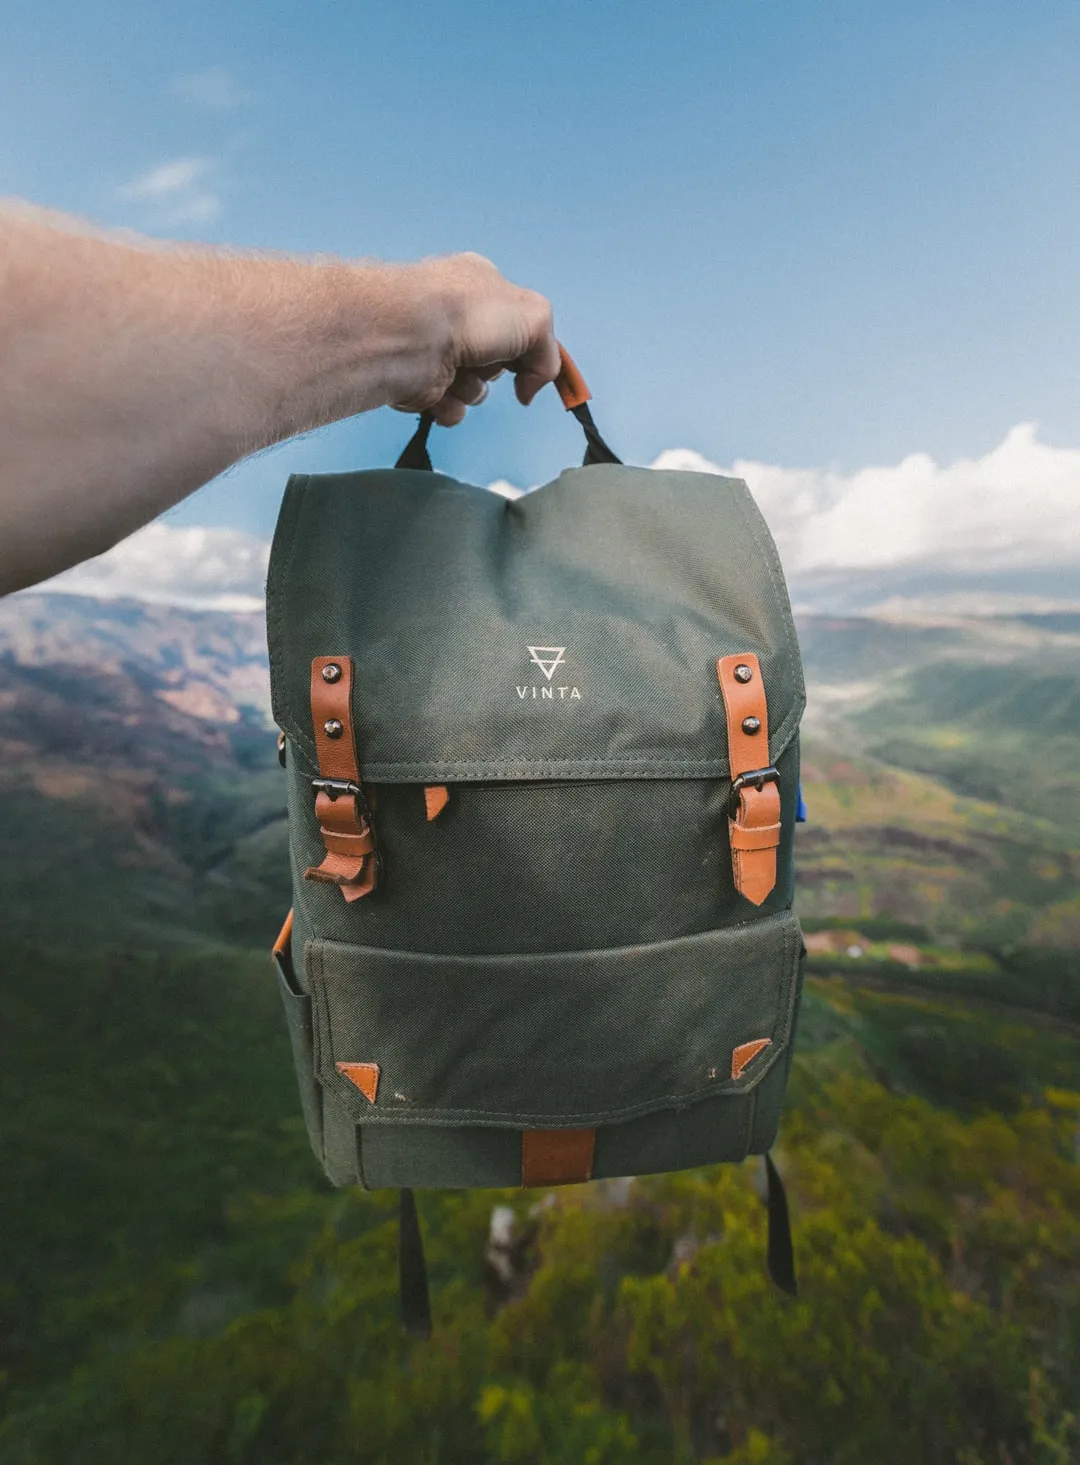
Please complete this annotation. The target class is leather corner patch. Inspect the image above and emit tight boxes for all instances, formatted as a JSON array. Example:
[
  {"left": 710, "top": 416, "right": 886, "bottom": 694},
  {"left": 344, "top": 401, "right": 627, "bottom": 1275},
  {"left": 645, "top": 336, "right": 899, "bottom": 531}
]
[
  {"left": 424, "top": 784, "right": 450, "bottom": 821},
  {"left": 336, "top": 1061, "right": 380, "bottom": 1104},
  {"left": 731, "top": 1038, "right": 772, "bottom": 1080}
]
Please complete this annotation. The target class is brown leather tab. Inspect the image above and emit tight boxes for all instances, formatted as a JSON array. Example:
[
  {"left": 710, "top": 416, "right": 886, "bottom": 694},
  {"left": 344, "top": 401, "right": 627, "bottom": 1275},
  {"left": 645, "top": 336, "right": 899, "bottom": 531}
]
[
  {"left": 716, "top": 654, "right": 781, "bottom": 905},
  {"left": 731, "top": 1037, "right": 772, "bottom": 1079},
  {"left": 554, "top": 343, "right": 591, "bottom": 410},
  {"left": 521, "top": 1128, "right": 595, "bottom": 1187},
  {"left": 424, "top": 784, "right": 450, "bottom": 821},
  {"left": 303, "top": 655, "right": 378, "bottom": 899},
  {"left": 310, "top": 657, "right": 360, "bottom": 782},
  {"left": 336, "top": 1061, "right": 380, "bottom": 1104},
  {"left": 272, "top": 907, "right": 294, "bottom": 962}
]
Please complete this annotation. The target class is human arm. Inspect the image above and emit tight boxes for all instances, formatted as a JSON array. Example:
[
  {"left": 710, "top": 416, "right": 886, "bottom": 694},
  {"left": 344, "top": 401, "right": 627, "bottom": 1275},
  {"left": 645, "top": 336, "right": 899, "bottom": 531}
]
[{"left": 0, "top": 201, "right": 560, "bottom": 595}]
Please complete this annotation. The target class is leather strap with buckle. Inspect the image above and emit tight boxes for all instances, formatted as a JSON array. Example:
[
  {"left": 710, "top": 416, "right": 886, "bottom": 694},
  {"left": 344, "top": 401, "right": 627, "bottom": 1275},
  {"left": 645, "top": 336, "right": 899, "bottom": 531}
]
[
  {"left": 716, "top": 653, "right": 781, "bottom": 905},
  {"left": 303, "top": 655, "right": 379, "bottom": 902}
]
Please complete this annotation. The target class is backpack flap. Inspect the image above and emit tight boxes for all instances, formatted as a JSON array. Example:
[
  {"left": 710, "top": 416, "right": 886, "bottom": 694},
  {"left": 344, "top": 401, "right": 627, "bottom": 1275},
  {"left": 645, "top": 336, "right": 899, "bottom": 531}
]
[{"left": 267, "top": 462, "right": 805, "bottom": 785}]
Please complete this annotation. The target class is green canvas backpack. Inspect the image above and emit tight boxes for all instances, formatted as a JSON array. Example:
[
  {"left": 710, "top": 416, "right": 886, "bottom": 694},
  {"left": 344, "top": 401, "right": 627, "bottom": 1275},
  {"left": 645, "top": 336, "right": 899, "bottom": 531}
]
[{"left": 267, "top": 348, "right": 807, "bottom": 1335}]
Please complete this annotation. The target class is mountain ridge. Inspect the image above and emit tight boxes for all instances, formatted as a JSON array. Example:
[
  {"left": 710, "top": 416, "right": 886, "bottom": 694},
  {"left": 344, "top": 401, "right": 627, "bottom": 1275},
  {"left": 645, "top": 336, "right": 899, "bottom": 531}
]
[{"left": 0, "top": 589, "right": 1076, "bottom": 952}]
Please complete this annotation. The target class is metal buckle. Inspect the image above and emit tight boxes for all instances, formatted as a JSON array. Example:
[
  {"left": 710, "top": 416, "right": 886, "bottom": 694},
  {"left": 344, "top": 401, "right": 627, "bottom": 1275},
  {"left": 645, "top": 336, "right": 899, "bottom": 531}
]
[
  {"left": 729, "top": 765, "right": 779, "bottom": 814},
  {"left": 311, "top": 777, "right": 363, "bottom": 801}
]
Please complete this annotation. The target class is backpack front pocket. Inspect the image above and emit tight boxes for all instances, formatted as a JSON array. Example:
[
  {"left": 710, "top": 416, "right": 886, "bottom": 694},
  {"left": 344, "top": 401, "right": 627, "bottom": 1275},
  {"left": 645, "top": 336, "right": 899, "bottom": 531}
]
[{"left": 305, "top": 909, "right": 803, "bottom": 1129}]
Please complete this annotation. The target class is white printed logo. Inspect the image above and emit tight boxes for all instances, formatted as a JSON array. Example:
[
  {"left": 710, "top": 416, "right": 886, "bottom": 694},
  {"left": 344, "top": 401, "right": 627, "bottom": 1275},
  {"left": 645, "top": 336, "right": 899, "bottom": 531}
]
[
  {"left": 527, "top": 645, "right": 567, "bottom": 681},
  {"left": 517, "top": 644, "right": 581, "bottom": 701}
]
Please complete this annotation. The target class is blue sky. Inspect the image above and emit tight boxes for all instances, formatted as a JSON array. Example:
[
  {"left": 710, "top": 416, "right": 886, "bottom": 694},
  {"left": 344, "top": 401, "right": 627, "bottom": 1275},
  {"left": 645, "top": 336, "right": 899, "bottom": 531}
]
[{"left": 5, "top": 0, "right": 1080, "bottom": 540}]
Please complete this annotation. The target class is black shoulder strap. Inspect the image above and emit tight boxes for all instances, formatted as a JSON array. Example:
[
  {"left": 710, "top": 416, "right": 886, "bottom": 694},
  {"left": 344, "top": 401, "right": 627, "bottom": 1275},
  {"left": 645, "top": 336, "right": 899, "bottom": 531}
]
[
  {"left": 398, "top": 1187, "right": 432, "bottom": 1337},
  {"left": 764, "top": 1151, "right": 797, "bottom": 1296}
]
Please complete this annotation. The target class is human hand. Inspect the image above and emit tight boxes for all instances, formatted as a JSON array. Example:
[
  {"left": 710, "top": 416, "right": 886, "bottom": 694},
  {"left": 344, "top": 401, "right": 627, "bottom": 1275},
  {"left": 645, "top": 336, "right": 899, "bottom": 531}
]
[{"left": 385, "top": 252, "right": 561, "bottom": 428}]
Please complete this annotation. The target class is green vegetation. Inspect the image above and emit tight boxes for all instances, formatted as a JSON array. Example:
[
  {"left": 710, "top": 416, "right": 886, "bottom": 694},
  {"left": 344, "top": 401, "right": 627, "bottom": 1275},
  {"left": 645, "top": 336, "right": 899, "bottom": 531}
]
[
  {"left": 854, "top": 659, "right": 1080, "bottom": 840},
  {"left": 1, "top": 1067, "right": 1077, "bottom": 1462},
  {"left": 2, "top": 934, "right": 1079, "bottom": 1462},
  {"left": 2, "top": 599, "right": 1079, "bottom": 1461}
]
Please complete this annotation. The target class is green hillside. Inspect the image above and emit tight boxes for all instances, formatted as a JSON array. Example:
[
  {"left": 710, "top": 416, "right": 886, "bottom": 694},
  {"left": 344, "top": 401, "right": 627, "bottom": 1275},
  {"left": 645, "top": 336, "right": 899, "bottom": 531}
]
[{"left": 1, "top": 938, "right": 1077, "bottom": 1463}]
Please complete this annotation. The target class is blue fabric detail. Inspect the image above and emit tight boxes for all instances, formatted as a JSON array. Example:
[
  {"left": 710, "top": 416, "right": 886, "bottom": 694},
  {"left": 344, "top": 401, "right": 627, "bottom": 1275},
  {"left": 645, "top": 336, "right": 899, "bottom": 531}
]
[{"left": 796, "top": 785, "right": 807, "bottom": 823}]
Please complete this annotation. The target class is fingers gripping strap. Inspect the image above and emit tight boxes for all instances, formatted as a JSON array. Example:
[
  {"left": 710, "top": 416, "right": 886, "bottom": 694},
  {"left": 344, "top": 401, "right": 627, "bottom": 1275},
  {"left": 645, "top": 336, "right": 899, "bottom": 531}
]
[
  {"left": 717, "top": 654, "right": 781, "bottom": 905},
  {"left": 393, "top": 342, "right": 621, "bottom": 472},
  {"left": 304, "top": 656, "right": 378, "bottom": 900}
]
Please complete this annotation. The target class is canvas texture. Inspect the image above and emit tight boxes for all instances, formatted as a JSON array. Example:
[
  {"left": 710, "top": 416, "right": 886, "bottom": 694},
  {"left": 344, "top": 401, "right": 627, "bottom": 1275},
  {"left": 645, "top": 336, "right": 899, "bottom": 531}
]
[{"left": 267, "top": 458, "right": 807, "bottom": 1191}]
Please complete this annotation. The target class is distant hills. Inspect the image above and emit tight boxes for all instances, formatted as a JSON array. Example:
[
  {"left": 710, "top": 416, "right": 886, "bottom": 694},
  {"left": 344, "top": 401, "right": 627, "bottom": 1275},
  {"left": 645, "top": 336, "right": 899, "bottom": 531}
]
[{"left": 0, "top": 593, "right": 286, "bottom": 950}]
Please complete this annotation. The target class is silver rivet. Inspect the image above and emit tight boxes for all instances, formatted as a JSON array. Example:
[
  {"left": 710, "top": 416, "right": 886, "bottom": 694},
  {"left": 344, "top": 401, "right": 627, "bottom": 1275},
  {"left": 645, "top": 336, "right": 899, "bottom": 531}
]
[
  {"left": 323, "top": 718, "right": 344, "bottom": 739},
  {"left": 741, "top": 716, "right": 761, "bottom": 735},
  {"left": 734, "top": 663, "right": 753, "bottom": 683},
  {"left": 321, "top": 663, "right": 342, "bottom": 683}
]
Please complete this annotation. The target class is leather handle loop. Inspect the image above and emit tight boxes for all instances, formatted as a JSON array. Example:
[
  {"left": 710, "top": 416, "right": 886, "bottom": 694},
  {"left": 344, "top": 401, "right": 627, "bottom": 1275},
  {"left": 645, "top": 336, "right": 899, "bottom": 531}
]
[{"left": 554, "top": 343, "right": 591, "bottom": 410}]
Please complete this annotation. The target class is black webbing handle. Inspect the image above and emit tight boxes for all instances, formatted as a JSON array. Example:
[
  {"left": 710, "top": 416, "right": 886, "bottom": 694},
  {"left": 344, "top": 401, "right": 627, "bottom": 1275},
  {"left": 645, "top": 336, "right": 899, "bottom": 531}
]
[
  {"left": 396, "top": 412, "right": 437, "bottom": 470},
  {"left": 394, "top": 341, "right": 621, "bottom": 472}
]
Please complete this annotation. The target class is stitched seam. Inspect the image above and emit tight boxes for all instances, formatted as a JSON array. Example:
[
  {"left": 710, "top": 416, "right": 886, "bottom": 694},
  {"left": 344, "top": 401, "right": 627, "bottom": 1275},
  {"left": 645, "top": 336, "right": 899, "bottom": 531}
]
[
  {"left": 320, "top": 1066, "right": 785, "bottom": 1126},
  {"left": 306, "top": 939, "right": 333, "bottom": 1169},
  {"left": 313, "top": 910, "right": 796, "bottom": 967},
  {"left": 268, "top": 478, "right": 320, "bottom": 764},
  {"left": 266, "top": 477, "right": 300, "bottom": 731},
  {"left": 274, "top": 735, "right": 800, "bottom": 779},
  {"left": 742, "top": 1080, "right": 756, "bottom": 1156},
  {"left": 358, "top": 756, "right": 731, "bottom": 768},
  {"left": 354, "top": 1122, "right": 368, "bottom": 1190}
]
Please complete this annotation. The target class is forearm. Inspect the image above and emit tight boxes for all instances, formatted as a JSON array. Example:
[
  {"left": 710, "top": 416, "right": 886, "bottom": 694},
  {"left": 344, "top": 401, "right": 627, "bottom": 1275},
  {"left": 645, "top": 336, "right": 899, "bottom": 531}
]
[{"left": 0, "top": 204, "right": 448, "bottom": 594}]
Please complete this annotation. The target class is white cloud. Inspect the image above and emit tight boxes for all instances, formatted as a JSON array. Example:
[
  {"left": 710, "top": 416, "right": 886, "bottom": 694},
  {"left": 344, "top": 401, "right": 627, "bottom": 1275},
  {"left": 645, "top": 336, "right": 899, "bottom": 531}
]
[
  {"left": 118, "top": 156, "right": 222, "bottom": 226},
  {"left": 38, "top": 523, "right": 269, "bottom": 611},
  {"left": 173, "top": 66, "right": 254, "bottom": 111},
  {"left": 29, "top": 424, "right": 1079, "bottom": 614},
  {"left": 649, "top": 422, "right": 1080, "bottom": 577}
]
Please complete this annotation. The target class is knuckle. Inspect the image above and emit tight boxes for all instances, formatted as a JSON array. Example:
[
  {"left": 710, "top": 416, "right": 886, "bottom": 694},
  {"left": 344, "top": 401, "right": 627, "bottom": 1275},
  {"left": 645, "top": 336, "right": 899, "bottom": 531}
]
[{"left": 524, "top": 289, "right": 554, "bottom": 334}]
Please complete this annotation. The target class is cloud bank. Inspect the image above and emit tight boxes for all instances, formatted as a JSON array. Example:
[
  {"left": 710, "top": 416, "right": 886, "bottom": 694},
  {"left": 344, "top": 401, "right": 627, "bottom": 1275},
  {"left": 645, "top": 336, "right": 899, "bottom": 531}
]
[
  {"left": 38, "top": 523, "right": 269, "bottom": 612},
  {"left": 25, "top": 423, "right": 1079, "bottom": 613},
  {"left": 652, "top": 422, "right": 1080, "bottom": 577}
]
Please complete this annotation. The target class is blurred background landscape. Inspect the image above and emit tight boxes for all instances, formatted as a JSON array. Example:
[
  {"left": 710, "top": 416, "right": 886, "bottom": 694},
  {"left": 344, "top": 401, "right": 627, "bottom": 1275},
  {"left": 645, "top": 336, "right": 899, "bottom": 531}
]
[
  {"left": 0, "top": 549, "right": 1077, "bottom": 1462},
  {"left": 4, "top": 0, "right": 1080, "bottom": 1459}
]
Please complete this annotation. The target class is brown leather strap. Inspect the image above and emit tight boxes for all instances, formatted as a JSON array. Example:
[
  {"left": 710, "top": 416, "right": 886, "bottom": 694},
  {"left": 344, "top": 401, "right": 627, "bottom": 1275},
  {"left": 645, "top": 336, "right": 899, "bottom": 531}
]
[
  {"left": 521, "top": 1128, "right": 595, "bottom": 1186},
  {"left": 303, "top": 655, "right": 378, "bottom": 900},
  {"left": 716, "top": 653, "right": 781, "bottom": 906}
]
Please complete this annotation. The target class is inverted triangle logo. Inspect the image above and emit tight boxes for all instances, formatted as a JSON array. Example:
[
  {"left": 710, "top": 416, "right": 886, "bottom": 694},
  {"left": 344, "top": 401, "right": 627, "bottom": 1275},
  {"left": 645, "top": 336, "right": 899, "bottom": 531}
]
[{"left": 527, "top": 645, "right": 567, "bottom": 681}]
